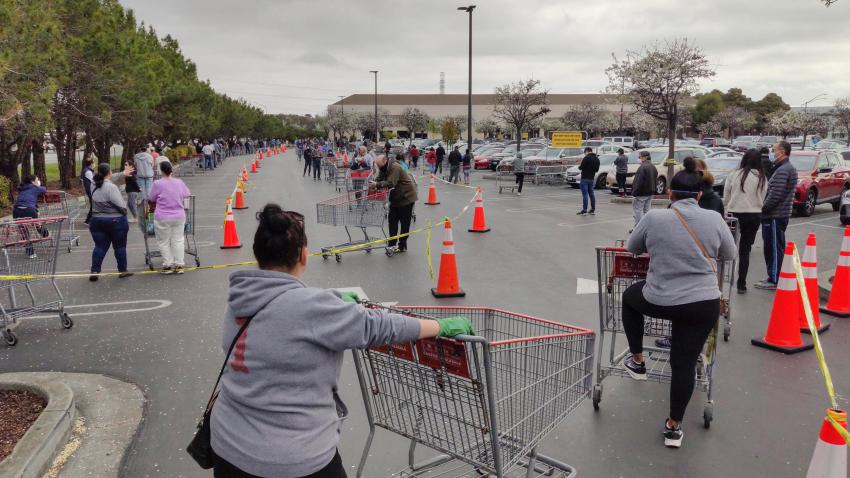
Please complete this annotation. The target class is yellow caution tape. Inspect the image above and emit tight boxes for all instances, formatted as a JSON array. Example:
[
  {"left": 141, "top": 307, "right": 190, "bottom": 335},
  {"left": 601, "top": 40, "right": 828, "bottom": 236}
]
[
  {"left": 792, "top": 244, "right": 849, "bottom": 445},
  {"left": 425, "top": 221, "right": 434, "bottom": 282}
]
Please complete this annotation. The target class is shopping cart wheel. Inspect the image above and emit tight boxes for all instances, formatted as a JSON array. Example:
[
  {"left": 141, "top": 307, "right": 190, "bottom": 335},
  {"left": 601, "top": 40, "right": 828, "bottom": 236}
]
[
  {"left": 703, "top": 402, "right": 713, "bottom": 429},
  {"left": 3, "top": 330, "right": 16, "bottom": 346},
  {"left": 60, "top": 313, "right": 73, "bottom": 329},
  {"left": 592, "top": 383, "right": 602, "bottom": 411},
  {"left": 499, "top": 187, "right": 503, "bottom": 194},
  {"left": 335, "top": 254, "right": 342, "bottom": 263},
  {"left": 195, "top": 257, "right": 201, "bottom": 267},
  {"left": 385, "top": 248, "right": 394, "bottom": 257},
  {"left": 723, "top": 323, "right": 731, "bottom": 342}
]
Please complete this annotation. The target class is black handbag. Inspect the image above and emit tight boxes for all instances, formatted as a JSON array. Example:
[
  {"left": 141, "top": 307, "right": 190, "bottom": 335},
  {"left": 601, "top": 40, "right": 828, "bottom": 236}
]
[{"left": 187, "top": 315, "right": 254, "bottom": 469}]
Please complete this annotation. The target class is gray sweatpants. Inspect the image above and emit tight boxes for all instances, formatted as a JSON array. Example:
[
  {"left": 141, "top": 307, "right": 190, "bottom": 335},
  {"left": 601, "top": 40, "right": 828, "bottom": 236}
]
[{"left": 633, "top": 196, "right": 652, "bottom": 225}]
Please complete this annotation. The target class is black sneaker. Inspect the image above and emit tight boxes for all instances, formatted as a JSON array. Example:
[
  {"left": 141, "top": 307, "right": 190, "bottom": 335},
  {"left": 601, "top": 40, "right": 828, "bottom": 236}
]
[
  {"left": 663, "top": 421, "right": 683, "bottom": 448},
  {"left": 118, "top": 272, "right": 134, "bottom": 279},
  {"left": 577, "top": 210, "right": 587, "bottom": 216},
  {"left": 89, "top": 275, "right": 99, "bottom": 282},
  {"left": 589, "top": 209, "right": 596, "bottom": 215},
  {"left": 655, "top": 337, "right": 672, "bottom": 349},
  {"left": 737, "top": 284, "right": 747, "bottom": 294},
  {"left": 623, "top": 355, "right": 647, "bottom": 381}
]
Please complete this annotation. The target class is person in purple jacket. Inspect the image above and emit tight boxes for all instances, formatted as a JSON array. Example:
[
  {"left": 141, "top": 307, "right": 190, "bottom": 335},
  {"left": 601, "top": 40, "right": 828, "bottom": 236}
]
[{"left": 147, "top": 161, "right": 191, "bottom": 274}]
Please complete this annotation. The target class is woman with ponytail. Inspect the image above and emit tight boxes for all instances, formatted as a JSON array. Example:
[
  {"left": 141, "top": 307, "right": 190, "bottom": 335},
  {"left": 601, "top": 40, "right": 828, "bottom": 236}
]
[
  {"left": 209, "top": 204, "right": 473, "bottom": 478},
  {"left": 619, "top": 157, "right": 736, "bottom": 449},
  {"left": 88, "top": 162, "right": 135, "bottom": 281}
]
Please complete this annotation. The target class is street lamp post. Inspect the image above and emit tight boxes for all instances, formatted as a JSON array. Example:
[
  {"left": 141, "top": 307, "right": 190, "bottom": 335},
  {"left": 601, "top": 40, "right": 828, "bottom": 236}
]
[
  {"left": 458, "top": 6, "right": 475, "bottom": 148},
  {"left": 338, "top": 95, "right": 345, "bottom": 143},
  {"left": 369, "top": 70, "right": 378, "bottom": 143},
  {"left": 803, "top": 93, "right": 828, "bottom": 112}
]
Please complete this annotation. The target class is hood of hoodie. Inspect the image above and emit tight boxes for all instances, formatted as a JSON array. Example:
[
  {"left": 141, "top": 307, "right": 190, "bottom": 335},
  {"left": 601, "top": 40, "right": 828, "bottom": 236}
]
[
  {"left": 227, "top": 270, "right": 306, "bottom": 317},
  {"left": 17, "top": 183, "right": 37, "bottom": 194}
]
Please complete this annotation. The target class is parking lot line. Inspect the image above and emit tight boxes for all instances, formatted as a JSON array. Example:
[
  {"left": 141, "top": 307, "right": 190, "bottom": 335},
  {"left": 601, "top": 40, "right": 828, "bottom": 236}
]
[{"left": 22, "top": 300, "right": 172, "bottom": 320}]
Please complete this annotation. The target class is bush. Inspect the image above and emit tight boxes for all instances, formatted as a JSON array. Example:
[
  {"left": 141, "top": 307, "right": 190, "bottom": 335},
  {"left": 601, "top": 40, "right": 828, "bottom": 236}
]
[
  {"left": 0, "top": 176, "right": 12, "bottom": 210},
  {"left": 169, "top": 144, "right": 193, "bottom": 159}
]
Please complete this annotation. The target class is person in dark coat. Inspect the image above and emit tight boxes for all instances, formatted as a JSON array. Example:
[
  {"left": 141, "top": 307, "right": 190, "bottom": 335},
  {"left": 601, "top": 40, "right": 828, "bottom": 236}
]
[
  {"left": 373, "top": 155, "right": 418, "bottom": 253},
  {"left": 694, "top": 159, "right": 724, "bottom": 216},
  {"left": 435, "top": 144, "right": 446, "bottom": 175},
  {"left": 447, "top": 146, "right": 462, "bottom": 184},
  {"left": 577, "top": 147, "right": 600, "bottom": 215}
]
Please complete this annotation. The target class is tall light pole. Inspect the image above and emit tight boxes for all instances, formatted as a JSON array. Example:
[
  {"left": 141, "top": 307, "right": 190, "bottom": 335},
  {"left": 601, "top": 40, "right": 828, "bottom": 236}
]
[
  {"left": 803, "top": 93, "right": 828, "bottom": 112},
  {"left": 337, "top": 95, "right": 345, "bottom": 143},
  {"left": 458, "top": 6, "right": 475, "bottom": 148},
  {"left": 369, "top": 70, "right": 378, "bottom": 143}
]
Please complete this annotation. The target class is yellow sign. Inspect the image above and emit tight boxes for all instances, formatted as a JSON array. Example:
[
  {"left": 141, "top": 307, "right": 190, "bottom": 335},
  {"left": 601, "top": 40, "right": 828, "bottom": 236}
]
[
  {"left": 522, "top": 132, "right": 529, "bottom": 140},
  {"left": 551, "top": 131, "right": 583, "bottom": 148}
]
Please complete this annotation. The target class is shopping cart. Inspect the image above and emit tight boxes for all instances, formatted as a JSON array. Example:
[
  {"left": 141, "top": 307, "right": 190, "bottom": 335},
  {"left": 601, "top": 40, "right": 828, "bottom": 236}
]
[
  {"left": 592, "top": 242, "right": 735, "bottom": 429},
  {"left": 316, "top": 189, "right": 388, "bottom": 262},
  {"left": 353, "top": 304, "right": 594, "bottom": 478},
  {"left": 38, "top": 190, "right": 81, "bottom": 252},
  {"left": 496, "top": 164, "right": 518, "bottom": 194},
  {"left": 720, "top": 216, "right": 740, "bottom": 341},
  {"left": 138, "top": 196, "right": 200, "bottom": 270},
  {"left": 348, "top": 168, "right": 373, "bottom": 193},
  {"left": 323, "top": 158, "right": 337, "bottom": 183},
  {"left": 0, "top": 217, "right": 73, "bottom": 346}
]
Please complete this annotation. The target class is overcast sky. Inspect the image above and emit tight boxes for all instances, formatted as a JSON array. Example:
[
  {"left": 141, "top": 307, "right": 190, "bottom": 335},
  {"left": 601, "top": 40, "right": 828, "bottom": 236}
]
[{"left": 123, "top": 0, "right": 849, "bottom": 115}]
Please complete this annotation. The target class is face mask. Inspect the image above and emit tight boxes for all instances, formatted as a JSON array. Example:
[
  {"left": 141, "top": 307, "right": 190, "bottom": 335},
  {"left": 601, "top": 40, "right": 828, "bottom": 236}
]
[{"left": 768, "top": 152, "right": 776, "bottom": 162}]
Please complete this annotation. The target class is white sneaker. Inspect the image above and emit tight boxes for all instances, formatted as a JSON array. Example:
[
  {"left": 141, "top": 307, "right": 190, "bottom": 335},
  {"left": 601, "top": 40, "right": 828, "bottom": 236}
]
[{"left": 663, "top": 421, "right": 683, "bottom": 448}]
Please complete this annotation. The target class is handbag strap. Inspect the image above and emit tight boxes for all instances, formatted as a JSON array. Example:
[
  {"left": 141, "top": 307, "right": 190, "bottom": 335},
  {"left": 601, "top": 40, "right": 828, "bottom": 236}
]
[
  {"left": 203, "top": 314, "right": 255, "bottom": 412},
  {"left": 671, "top": 207, "right": 718, "bottom": 276}
]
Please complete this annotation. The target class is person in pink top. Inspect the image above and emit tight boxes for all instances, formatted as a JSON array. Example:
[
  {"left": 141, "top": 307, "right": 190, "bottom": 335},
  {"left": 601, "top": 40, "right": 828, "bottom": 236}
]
[{"left": 148, "top": 161, "right": 191, "bottom": 274}]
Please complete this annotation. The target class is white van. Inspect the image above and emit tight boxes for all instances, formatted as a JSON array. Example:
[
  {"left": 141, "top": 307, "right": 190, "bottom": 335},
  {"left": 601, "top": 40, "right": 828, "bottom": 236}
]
[{"left": 603, "top": 136, "right": 635, "bottom": 147}]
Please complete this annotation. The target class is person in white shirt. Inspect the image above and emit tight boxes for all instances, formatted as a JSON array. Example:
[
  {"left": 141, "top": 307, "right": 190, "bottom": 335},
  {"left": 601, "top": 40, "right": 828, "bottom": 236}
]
[
  {"left": 202, "top": 143, "right": 215, "bottom": 171},
  {"left": 722, "top": 149, "right": 767, "bottom": 294}
]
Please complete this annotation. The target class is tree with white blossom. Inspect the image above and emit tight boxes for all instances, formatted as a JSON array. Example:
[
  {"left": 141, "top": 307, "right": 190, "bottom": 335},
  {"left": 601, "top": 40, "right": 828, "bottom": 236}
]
[{"left": 493, "top": 79, "right": 550, "bottom": 153}]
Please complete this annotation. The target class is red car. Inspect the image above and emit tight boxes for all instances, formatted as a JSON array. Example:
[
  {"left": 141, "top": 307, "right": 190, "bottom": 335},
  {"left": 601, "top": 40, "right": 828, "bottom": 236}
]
[
  {"left": 474, "top": 146, "right": 504, "bottom": 170},
  {"left": 790, "top": 150, "right": 850, "bottom": 216}
]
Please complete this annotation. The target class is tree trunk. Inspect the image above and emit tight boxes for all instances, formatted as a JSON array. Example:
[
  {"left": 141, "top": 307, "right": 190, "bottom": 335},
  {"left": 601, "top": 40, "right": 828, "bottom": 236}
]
[
  {"left": 802, "top": 133, "right": 807, "bottom": 150},
  {"left": 19, "top": 140, "right": 32, "bottom": 179},
  {"left": 31, "top": 140, "right": 46, "bottom": 184},
  {"left": 666, "top": 116, "right": 676, "bottom": 160}
]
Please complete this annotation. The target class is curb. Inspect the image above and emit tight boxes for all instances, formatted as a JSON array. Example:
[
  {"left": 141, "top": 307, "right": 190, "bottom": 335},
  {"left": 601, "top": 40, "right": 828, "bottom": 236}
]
[{"left": 0, "top": 379, "right": 75, "bottom": 478}]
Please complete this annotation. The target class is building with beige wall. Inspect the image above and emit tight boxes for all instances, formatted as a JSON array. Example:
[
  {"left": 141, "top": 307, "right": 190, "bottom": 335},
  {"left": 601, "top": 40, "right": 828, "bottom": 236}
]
[{"left": 329, "top": 93, "right": 636, "bottom": 140}]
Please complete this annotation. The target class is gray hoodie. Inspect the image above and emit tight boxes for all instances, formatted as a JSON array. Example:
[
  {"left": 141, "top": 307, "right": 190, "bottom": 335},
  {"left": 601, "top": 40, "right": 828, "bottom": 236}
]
[{"left": 210, "top": 270, "right": 421, "bottom": 477}]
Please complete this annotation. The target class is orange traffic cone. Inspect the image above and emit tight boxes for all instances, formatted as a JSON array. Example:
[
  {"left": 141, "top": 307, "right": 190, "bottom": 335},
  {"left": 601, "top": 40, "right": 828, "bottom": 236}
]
[
  {"left": 242, "top": 166, "right": 249, "bottom": 182},
  {"left": 336, "top": 148, "right": 341, "bottom": 159},
  {"left": 343, "top": 151, "right": 349, "bottom": 166},
  {"left": 805, "top": 409, "right": 847, "bottom": 478},
  {"left": 220, "top": 198, "right": 242, "bottom": 249},
  {"left": 265, "top": 150, "right": 270, "bottom": 158},
  {"left": 251, "top": 159, "right": 257, "bottom": 173},
  {"left": 425, "top": 175, "right": 440, "bottom": 205},
  {"left": 283, "top": 145, "right": 287, "bottom": 153},
  {"left": 800, "top": 232, "right": 829, "bottom": 334},
  {"left": 751, "top": 242, "right": 813, "bottom": 353},
  {"left": 468, "top": 188, "right": 490, "bottom": 233},
  {"left": 233, "top": 182, "right": 248, "bottom": 210},
  {"left": 431, "top": 218, "right": 465, "bottom": 298},
  {"left": 821, "top": 226, "right": 850, "bottom": 317}
]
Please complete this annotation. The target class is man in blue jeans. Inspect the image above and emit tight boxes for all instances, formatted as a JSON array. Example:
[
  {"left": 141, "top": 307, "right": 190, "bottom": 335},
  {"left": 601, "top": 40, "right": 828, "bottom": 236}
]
[
  {"left": 577, "top": 147, "right": 600, "bottom": 216},
  {"left": 755, "top": 140, "right": 797, "bottom": 290}
]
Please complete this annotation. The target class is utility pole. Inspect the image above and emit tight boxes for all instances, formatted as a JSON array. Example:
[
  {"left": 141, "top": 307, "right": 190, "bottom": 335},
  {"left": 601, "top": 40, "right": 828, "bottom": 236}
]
[
  {"left": 458, "top": 6, "right": 475, "bottom": 147},
  {"left": 369, "top": 71, "right": 378, "bottom": 143}
]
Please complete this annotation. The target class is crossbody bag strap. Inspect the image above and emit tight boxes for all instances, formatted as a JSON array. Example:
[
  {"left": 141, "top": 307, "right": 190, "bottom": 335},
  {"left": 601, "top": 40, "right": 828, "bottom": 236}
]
[
  {"left": 671, "top": 207, "right": 717, "bottom": 275},
  {"left": 203, "top": 315, "right": 255, "bottom": 412}
]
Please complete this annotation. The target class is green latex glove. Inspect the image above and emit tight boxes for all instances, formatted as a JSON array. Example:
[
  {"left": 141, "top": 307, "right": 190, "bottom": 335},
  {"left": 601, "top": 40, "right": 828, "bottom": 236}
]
[
  {"left": 340, "top": 291, "right": 360, "bottom": 303},
  {"left": 437, "top": 317, "right": 475, "bottom": 337}
]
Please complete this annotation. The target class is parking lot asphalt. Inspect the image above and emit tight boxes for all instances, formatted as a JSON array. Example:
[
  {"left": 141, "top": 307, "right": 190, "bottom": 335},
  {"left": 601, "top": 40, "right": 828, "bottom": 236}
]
[{"left": 1, "top": 151, "right": 848, "bottom": 477}]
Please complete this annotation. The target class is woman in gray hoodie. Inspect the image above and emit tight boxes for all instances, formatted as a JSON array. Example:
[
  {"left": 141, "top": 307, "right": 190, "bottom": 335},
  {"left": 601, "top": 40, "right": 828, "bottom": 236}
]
[{"left": 210, "top": 204, "right": 473, "bottom": 478}]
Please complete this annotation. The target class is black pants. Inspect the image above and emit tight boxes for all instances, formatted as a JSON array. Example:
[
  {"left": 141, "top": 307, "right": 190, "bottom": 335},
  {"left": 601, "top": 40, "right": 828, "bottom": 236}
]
[
  {"left": 616, "top": 173, "right": 627, "bottom": 194},
  {"left": 388, "top": 203, "right": 414, "bottom": 250},
  {"left": 13, "top": 206, "right": 38, "bottom": 220},
  {"left": 732, "top": 212, "right": 761, "bottom": 288},
  {"left": 213, "top": 451, "right": 346, "bottom": 478},
  {"left": 448, "top": 165, "right": 460, "bottom": 183},
  {"left": 621, "top": 281, "right": 718, "bottom": 422},
  {"left": 437, "top": 159, "right": 443, "bottom": 174},
  {"left": 514, "top": 172, "right": 525, "bottom": 193},
  {"left": 303, "top": 157, "right": 312, "bottom": 176}
]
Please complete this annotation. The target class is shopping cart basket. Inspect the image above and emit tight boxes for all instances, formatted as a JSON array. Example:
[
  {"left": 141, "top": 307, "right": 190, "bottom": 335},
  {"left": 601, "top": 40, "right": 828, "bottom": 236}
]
[
  {"left": 720, "top": 215, "right": 740, "bottom": 341},
  {"left": 138, "top": 196, "right": 201, "bottom": 270},
  {"left": 496, "top": 164, "right": 518, "bottom": 194},
  {"left": 334, "top": 160, "right": 349, "bottom": 192},
  {"left": 38, "top": 191, "right": 81, "bottom": 252},
  {"left": 592, "top": 245, "right": 734, "bottom": 429},
  {"left": 353, "top": 304, "right": 595, "bottom": 478},
  {"left": 316, "top": 189, "right": 388, "bottom": 262},
  {"left": 0, "top": 217, "right": 73, "bottom": 346}
]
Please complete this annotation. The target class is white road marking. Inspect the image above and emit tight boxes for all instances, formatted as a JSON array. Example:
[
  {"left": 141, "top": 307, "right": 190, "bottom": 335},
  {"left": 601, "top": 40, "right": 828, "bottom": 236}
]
[
  {"left": 22, "top": 300, "right": 172, "bottom": 320},
  {"left": 576, "top": 278, "right": 599, "bottom": 295}
]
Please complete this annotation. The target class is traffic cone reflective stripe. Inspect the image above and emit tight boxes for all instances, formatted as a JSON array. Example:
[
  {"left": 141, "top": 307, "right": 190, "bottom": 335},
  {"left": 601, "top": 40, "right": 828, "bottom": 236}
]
[
  {"left": 242, "top": 167, "right": 249, "bottom": 182},
  {"left": 233, "top": 182, "right": 248, "bottom": 210},
  {"left": 806, "top": 409, "right": 847, "bottom": 478},
  {"left": 220, "top": 198, "right": 242, "bottom": 249},
  {"left": 425, "top": 175, "right": 440, "bottom": 205},
  {"left": 468, "top": 188, "right": 490, "bottom": 233},
  {"left": 751, "top": 242, "right": 814, "bottom": 354},
  {"left": 800, "top": 233, "right": 830, "bottom": 333},
  {"left": 343, "top": 152, "right": 349, "bottom": 166},
  {"left": 431, "top": 219, "right": 465, "bottom": 298},
  {"left": 821, "top": 226, "right": 850, "bottom": 317}
]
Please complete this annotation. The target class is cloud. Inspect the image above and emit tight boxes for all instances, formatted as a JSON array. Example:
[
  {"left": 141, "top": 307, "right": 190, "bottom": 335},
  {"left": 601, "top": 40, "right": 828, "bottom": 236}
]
[{"left": 122, "top": 0, "right": 850, "bottom": 114}]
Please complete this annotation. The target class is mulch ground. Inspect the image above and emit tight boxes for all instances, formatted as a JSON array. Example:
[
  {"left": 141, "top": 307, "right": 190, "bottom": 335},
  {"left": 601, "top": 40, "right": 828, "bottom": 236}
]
[{"left": 0, "top": 389, "right": 46, "bottom": 461}]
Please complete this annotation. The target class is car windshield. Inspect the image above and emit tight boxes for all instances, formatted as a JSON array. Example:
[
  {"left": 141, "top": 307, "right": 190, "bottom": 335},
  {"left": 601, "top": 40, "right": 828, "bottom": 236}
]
[
  {"left": 759, "top": 136, "right": 777, "bottom": 143},
  {"left": 560, "top": 148, "right": 584, "bottom": 157},
  {"left": 789, "top": 154, "right": 817, "bottom": 171},
  {"left": 627, "top": 151, "right": 667, "bottom": 164},
  {"left": 706, "top": 158, "right": 740, "bottom": 170},
  {"left": 584, "top": 140, "right": 603, "bottom": 147},
  {"left": 599, "top": 154, "right": 617, "bottom": 165}
]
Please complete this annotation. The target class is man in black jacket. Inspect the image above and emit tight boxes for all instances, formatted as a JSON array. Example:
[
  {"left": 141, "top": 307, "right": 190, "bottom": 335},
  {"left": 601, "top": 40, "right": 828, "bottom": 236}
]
[
  {"left": 754, "top": 140, "right": 797, "bottom": 290},
  {"left": 435, "top": 144, "right": 446, "bottom": 175},
  {"left": 577, "top": 147, "right": 600, "bottom": 215},
  {"left": 632, "top": 150, "right": 657, "bottom": 225},
  {"left": 447, "top": 146, "right": 462, "bottom": 183}
]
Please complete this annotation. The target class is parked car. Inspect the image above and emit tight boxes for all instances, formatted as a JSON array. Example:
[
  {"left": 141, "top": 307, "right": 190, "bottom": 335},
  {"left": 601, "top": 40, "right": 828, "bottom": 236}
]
[
  {"left": 473, "top": 146, "right": 505, "bottom": 169},
  {"left": 790, "top": 150, "right": 850, "bottom": 216},
  {"left": 705, "top": 156, "right": 742, "bottom": 196},
  {"left": 841, "top": 189, "right": 850, "bottom": 225},
  {"left": 708, "top": 147, "right": 742, "bottom": 158},
  {"left": 595, "top": 143, "right": 633, "bottom": 155},
  {"left": 755, "top": 135, "right": 779, "bottom": 149},
  {"left": 566, "top": 153, "right": 618, "bottom": 189},
  {"left": 488, "top": 144, "right": 543, "bottom": 170},
  {"left": 496, "top": 146, "right": 545, "bottom": 169},
  {"left": 604, "top": 147, "right": 706, "bottom": 194},
  {"left": 813, "top": 140, "right": 847, "bottom": 151},
  {"left": 840, "top": 150, "right": 850, "bottom": 165},
  {"left": 700, "top": 137, "right": 731, "bottom": 147},
  {"left": 523, "top": 147, "right": 585, "bottom": 163},
  {"left": 602, "top": 136, "right": 635, "bottom": 148}
]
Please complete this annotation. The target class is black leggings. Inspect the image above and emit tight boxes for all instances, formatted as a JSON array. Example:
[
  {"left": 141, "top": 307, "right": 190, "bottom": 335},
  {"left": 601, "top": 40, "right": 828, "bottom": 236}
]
[
  {"left": 388, "top": 203, "right": 414, "bottom": 250},
  {"left": 213, "top": 450, "right": 346, "bottom": 478},
  {"left": 621, "top": 281, "right": 718, "bottom": 422},
  {"left": 731, "top": 212, "right": 760, "bottom": 288},
  {"left": 514, "top": 172, "right": 525, "bottom": 192}
]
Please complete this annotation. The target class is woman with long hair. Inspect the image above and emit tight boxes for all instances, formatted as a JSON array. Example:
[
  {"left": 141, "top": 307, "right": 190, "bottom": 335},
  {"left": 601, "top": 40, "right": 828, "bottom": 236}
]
[
  {"left": 723, "top": 149, "right": 767, "bottom": 293},
  {"left": 88, "top": 162, "right": 135, "bottom": 281},
  {"left": 621, "top": 158, "right": 736, "bottom": 448},
  {"left": 693, "top": 158, "right": 724, "bottom": 215}
]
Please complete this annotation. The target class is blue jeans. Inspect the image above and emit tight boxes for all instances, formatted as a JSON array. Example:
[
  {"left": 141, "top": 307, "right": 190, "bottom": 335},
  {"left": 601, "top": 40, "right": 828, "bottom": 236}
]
[
  {"left": 580, "top": 178, "right": 596, "bottom": 211},
  {"left": 90, "top": 216, "right": 129, "bottom": 273},
  {"left": 761, "top": 217, "right": 789, "bottom": 283},
  {"left": 136, "top": 177, "right": 153, "bottom": 201},
  {"left": 204, "top": 154, "right": 215, "bottom": 170}
]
